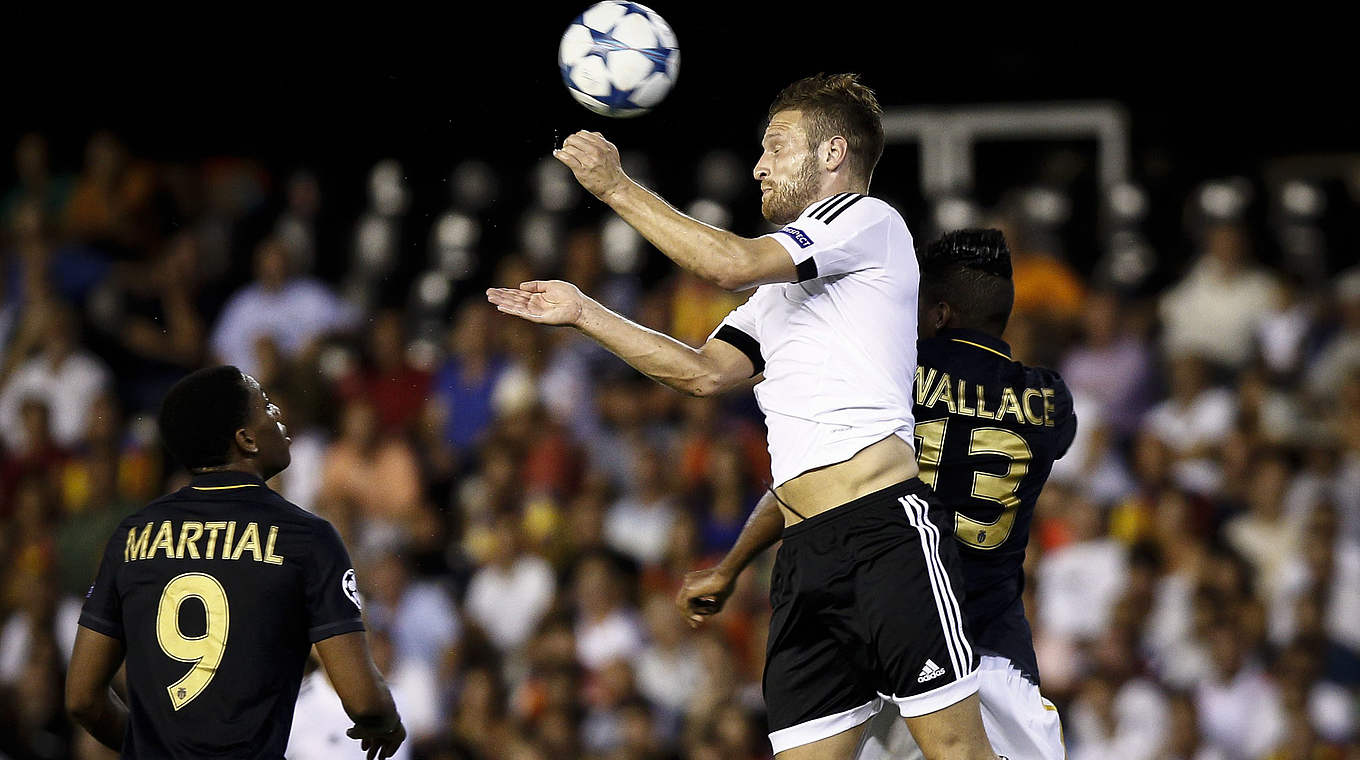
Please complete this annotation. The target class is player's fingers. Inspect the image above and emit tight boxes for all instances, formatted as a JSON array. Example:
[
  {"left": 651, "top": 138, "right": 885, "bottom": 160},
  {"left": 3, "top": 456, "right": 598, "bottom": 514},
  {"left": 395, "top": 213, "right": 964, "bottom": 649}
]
[
  {"left": 559, "top": 142, "right": 592, "bottom": 164},
  {"left": 552, "top": 149, "right": 581, "bottom": 169},
  {"left": 562, "top": 134, "right": 591, "bottom": 153},
  {"left": 519, "top": 281, "right": 550, "bottom": 292}
]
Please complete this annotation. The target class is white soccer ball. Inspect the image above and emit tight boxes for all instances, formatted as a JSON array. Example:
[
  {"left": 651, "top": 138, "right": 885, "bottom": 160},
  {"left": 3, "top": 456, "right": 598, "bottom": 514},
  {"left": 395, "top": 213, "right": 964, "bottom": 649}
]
[{"left": 559, "top": 2, "right": 679, "bottom": 118}]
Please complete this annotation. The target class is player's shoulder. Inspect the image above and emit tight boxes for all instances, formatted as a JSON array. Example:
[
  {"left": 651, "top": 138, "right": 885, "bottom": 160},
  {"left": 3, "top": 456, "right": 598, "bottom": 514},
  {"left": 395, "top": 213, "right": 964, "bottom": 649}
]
[{"left": 793, "top": 193, "right": 900, "bottom": 233}]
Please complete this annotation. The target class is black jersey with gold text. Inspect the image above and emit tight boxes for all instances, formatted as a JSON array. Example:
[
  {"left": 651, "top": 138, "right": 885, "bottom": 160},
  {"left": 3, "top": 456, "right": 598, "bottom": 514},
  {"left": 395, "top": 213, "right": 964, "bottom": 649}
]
[
  {"left": 78, "top": 471, "right": 365, "bottom": 759},
  {"left": 912, "top": 328, "right": 1076, "bottom": 684}
]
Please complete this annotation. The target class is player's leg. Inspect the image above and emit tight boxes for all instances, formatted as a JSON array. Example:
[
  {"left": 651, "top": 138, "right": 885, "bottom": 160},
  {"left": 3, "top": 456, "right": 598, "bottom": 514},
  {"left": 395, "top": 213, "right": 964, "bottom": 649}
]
[
  {"left": 854, "top": 655, "right": 1065, "bottom": 759},
  {"left": 775, "top": 721, "right": 871, "bottom": 759},
  {"left": 764, "top": 527, "right": 883, "bottom": 759},
  {"left": 854, "top": 483, "right": 997, "bottom": 760},
  {"left": 902, "top": 693, "right": 994, "bottom": 760}
]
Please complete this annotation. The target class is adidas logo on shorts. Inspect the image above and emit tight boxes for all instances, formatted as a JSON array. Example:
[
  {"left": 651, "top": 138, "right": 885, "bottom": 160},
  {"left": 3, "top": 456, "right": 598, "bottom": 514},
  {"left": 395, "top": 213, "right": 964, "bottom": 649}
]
[{"left": 917, "top": 659, "right": 947, "bottom": 683}]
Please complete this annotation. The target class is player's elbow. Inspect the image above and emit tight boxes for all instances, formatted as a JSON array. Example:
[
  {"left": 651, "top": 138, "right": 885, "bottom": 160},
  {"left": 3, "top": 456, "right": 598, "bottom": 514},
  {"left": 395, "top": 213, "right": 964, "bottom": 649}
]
[
  {"left": 685, "top": 370, "right": 733, "bottom": 398},
  {"left": 65, "top": 686, "right": 100, "bottom": 725},
  {"left": 711, "top": 258, "right": 761, "bottom": 292}
]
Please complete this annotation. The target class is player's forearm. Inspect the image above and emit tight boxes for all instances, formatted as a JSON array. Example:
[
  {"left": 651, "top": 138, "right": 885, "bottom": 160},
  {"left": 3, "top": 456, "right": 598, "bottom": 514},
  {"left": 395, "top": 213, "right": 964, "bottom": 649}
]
[
  {"left": 574, "top": 296, "right": 717, "bottom": 396},
  {"left": 716, "top": 490, "right": 785, "bottom": 577},
  {"left": 604, "top": 181, "right": 753, "bottom": 290},
  {"left": 68, "top": 688, "right": 128, "bottom": 750}
]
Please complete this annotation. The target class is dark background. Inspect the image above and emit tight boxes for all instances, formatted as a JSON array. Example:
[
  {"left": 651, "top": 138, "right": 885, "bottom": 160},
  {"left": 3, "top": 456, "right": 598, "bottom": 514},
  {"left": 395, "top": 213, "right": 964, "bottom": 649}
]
[{"left": 8, "top": 10, "right": 1357, "bottom": 282}]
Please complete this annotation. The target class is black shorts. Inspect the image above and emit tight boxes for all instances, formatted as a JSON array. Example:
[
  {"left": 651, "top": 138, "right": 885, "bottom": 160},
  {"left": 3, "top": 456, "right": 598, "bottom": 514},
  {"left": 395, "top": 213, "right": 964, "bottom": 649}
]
[{"left": 763, "top": 478, "right": 979, "bottom": 754}]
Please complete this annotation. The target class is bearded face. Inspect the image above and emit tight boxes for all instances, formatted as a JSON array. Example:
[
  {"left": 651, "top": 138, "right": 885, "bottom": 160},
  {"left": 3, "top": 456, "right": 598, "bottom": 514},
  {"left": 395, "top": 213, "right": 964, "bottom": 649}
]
[{"left": 760, "top": 149, "right": 821, "bottom": 226}]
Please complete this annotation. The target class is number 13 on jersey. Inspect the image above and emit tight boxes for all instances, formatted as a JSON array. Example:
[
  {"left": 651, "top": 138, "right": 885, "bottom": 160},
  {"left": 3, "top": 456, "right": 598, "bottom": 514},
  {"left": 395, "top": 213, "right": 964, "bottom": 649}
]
[
  {"left": 913, "top": 418, "right": 1032, "bottom": 550},
  {"left": 155, "top": 572, "right": 230, "bottom": 710}
]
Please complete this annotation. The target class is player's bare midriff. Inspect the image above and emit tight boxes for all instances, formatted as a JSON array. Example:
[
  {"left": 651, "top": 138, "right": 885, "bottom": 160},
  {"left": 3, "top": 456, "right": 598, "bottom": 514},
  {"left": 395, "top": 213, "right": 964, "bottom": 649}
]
[{"left": 773, "top": 434, "right": 919, "bottom": 526}]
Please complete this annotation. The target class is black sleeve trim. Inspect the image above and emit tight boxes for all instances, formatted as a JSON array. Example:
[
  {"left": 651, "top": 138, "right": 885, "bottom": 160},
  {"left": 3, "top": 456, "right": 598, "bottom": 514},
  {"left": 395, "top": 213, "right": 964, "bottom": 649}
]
[
  {"left": 795, "top": 257, "right": 819, "bottom": 282},
  {"left": 78, "top": 614, "right": 124, "bottom": 640},
  {"left": 308, "top": 618, "right": 366, "bottom": 643},
  {"left": 713, "top": 325, "right": 764, "bottom": 376}
]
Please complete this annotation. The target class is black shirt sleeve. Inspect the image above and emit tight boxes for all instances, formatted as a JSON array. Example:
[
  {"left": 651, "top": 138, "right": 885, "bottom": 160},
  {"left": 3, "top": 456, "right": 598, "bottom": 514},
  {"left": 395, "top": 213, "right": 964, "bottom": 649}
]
[
  {"left": 304, "top": 520, "right": 366, "bottom": 642},
  {"left": 1052, "top": 377, "right": 1078, "bottom": 459},
  {"left": 78, "top": 528, "right": 126, "bottom": 639}
]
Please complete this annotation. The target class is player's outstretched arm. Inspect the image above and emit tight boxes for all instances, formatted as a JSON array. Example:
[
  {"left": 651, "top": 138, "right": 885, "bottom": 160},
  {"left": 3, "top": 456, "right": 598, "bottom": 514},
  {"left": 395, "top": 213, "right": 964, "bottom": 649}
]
[
  {"left": 486, "top": 279, "right": 754, "bottom": 397},
  {"left": 315, "top": 632, "right": 405, "bottom": 760},
  {"left": 554, "top": 131, "right": 795, "bottom": 291},
  {"left": 675, "top": 489, "right": 784, "bottom": 628},
  {"left": 66, "top": 626, "right": 129, "bottom": 750}
]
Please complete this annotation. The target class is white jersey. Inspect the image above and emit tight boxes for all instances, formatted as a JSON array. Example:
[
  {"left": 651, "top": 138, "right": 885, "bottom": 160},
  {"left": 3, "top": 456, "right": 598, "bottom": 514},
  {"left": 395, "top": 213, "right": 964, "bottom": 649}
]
[{"left": 710, "top": 192, "right": 918, "bottom": 487}]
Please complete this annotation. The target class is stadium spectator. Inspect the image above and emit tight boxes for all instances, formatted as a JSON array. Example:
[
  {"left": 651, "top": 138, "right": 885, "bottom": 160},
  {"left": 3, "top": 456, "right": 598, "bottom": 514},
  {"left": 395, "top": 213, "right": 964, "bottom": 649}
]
[
  {"left": 61, "top": 131, "right": 156, "bottom": 252},
  {"left": 572, "top": 550, "right": 645, "bottom": 672},
  {"left": 428, "top": 299, "right": 513, "bottom": 459},
  {"left": 361, "top": 553, "right": 462, "bottom": 673},
  {"left": 318, "top": 397, "right": 425, "bottom": 550},
  {"left": 1159, "top": 221, "right": 1281, "bottom": 369},
  {"left": 0, "top": 302, "right": 112, "bottom": 452},
  {"left": 604, "top": 443, "right": 680, "bottom": 567},
  {"left": 464, "top": 511, "right": 556, "bottom": 653},
  {"left": 1141, "top": 352, "right": 1237, "bottom": 495},
  {"left": 1305, "top": 266, "right": 1360, "bottom": 403},
  {"left": 209, "top": 236, "right": 359, "bottom": 375},
  {"left": 1, "top": 132, "right": 71, "bottom": 234},
  {"left": 339, "top": 309, "right": 431, "bottom": 436}
]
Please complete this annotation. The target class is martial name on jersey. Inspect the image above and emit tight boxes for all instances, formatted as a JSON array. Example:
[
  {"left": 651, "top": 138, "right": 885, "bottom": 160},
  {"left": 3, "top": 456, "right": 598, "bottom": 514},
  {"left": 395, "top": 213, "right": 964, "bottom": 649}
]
[{"left": 122, "top": 519, "right": 287, "bottom": 564}]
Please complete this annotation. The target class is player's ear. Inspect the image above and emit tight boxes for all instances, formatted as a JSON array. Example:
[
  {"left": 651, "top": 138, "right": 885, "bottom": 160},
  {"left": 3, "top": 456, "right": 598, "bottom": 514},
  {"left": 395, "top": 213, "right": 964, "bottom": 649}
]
[
  {"left": 823, "top": 136, "right": 849, "bottom": 172},
  {"left": 235, "top": 427, "right": 259, "bottom": 456}
]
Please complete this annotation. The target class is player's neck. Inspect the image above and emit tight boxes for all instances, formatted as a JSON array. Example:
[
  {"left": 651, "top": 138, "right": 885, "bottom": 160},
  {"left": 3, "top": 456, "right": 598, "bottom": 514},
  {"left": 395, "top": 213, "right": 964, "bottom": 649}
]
[{"left": 191, "top": 461, "right": 270, "bottom": 481}]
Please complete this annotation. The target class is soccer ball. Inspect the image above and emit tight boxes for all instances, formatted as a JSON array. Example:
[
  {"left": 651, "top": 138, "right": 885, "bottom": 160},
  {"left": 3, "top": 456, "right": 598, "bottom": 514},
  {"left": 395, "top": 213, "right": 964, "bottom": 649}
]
[{"left": 559, "top": 2, "right": 680, "bottom": 118}]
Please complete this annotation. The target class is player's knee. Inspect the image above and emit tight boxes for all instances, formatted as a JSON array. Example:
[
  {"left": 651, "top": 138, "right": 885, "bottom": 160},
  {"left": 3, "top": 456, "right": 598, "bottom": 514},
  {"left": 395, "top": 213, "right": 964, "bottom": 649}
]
[{"left": 916, "top": 728, "right": 996, "bottom": 760}]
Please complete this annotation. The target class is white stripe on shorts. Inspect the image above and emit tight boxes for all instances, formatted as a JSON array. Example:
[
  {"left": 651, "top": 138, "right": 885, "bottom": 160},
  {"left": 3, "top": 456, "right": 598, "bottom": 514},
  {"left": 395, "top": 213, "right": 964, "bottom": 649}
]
[{"left": 899, "top": 495, "right": 972, "bottom": 678}]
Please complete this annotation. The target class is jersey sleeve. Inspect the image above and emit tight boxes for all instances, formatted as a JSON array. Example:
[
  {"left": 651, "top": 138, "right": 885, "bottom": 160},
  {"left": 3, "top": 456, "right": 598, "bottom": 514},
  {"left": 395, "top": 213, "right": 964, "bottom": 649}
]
[
  {"left": 761, "top": 194, "right": 893, "bottom": 282},
  {"left": 303, "top": 520, "right": 366, "bottom": 642},
  {"left": 1051, "top": 376, "right": 1079, "bottom": 459},
  {"left": 78, "top": 529, "right": 125, "bottom": 640},
  {"left": 707, "top": 288, "right": 768, "bottom": 375}
]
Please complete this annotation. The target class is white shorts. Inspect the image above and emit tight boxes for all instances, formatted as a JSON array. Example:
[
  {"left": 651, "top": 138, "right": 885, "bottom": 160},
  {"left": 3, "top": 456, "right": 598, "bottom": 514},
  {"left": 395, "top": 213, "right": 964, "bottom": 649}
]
[{"left": 853, "top": 655, "right": 1065, "bottom": 760}]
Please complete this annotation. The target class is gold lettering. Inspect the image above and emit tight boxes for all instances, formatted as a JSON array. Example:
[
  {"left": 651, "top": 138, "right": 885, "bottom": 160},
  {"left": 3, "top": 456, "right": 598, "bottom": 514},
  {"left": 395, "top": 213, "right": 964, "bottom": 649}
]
[
  {"left": 997, "top": 387, "right": 1026, "bottom": 424},
  {"left": 125, "top": 522, "right": 153, "bottom": 562},
  {"left": 1042, "top": 388, "right": 1057, "bottom": 427},
  {"left": 148, "top": 521, "right": 176, "bottom": 559},
  {"left": 957, "top": 380, "right": 975, "bottom": 417},
  {"left": 231, "top": 522, "right": 262, "bottom": 562},
  {"left": 1022, "top": 389, "right": 1045, "bottom": 425},
  {"left": 221, "top": 521, "right": 236, "bottom": 560},
  {"left": 915, "top": 366, "right": 937, "bottom": 406},
  {"left": 264, "top": 526, "right": 285, "bottom": 565},
  {"left": 203, "top": 521, "right": 228, "bottom": 560},
  {"left": 926, "top": 372, "right": 956, "bottom": 414},
  {"left": 975, "top": 384, "right": 990, "bottom": 419},
  {"left": 177, "top": 522, "right": 204, "bottom": 560}
]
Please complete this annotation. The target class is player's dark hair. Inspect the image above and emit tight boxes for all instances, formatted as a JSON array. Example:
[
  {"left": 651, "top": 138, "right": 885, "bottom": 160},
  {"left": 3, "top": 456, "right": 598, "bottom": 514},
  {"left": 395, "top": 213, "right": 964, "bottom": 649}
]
[
  {"left": 158, "top": 365, "right": 252, "bottom": 471},
  {"left": 918, "top": 228, "right": 1015, "bottom": 335},
  {"left": 768, "top": 73, "right": 884, "bottom": 185}
]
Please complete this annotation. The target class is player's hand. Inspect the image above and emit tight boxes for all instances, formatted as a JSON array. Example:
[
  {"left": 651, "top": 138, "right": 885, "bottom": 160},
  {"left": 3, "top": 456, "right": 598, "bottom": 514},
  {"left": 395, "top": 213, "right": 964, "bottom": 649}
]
[
  {"left": 486, "top": 280, "right": 586, "bottom": 326},
  {"left": 347, "top": 720, "right": 406, "bottom": 760},
  {"left": 553, "top": 130, "right": 627, "bottom": 201},
  {"left": 676, "top": 566, "right": 736, "bottom": 628}
]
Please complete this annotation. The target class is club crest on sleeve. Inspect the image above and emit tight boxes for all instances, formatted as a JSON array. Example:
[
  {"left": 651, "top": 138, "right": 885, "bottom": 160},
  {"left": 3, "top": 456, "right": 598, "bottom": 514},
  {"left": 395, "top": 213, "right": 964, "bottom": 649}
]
[
  {"left": 342, "top": 568, "right": 362, "bottom": 610},
  {"left": 776, "top": 226, "right": 814, "bottom": 249},
  {"left": 86, "top": 584, "right": 95, "bottom": 599}
]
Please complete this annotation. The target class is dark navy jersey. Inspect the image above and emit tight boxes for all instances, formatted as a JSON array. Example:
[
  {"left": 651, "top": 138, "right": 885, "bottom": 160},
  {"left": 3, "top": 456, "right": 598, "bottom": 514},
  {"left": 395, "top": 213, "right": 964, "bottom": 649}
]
[
  {"left": 78, "top": 471, "right": 365, "bottom": 759},
  {"left": 912, "top": 328, "right": 1076, "bottom": 684}
]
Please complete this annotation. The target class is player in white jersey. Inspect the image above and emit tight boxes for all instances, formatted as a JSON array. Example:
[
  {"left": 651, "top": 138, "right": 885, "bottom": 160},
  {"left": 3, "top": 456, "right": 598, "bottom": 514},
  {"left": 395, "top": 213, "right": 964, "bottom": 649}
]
[{"left": 488, "top": 74, "right": 995, "bottom": 760}]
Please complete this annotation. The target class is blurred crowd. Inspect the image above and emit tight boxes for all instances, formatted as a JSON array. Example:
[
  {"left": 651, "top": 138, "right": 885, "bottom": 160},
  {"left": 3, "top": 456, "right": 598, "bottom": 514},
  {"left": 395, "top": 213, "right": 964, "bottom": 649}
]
[{"left": 0, "top": 128, "right": 1357, "bottom": 760}]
